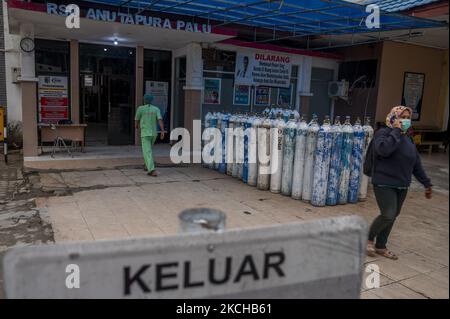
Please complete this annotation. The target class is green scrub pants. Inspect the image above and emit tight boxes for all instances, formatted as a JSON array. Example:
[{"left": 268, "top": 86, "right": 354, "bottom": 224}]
[{"left": 141, "top": 135, "right": 157, "bottom": 172}]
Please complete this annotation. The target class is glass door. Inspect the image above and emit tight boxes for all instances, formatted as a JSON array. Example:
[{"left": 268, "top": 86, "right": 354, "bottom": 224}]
[{"left": 107, "top": 75, "right": 134, "bottom": 145}]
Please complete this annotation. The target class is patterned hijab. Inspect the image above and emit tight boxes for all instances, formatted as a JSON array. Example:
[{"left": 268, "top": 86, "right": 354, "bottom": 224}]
[{"left": 385, "top": 106, "right": 412, "bottom": 128}]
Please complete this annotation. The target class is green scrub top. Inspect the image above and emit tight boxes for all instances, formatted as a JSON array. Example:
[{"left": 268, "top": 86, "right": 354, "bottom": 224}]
[{"left": 135, "top": 104, "right": 162, "bottom": 137}]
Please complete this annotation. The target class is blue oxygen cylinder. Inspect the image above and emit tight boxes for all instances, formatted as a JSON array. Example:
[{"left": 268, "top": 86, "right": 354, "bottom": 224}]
[
  {"left": 232, "top": 116, "right": 241, "bottom": 178},
  {"left": 348, "top": 117, "right": 365, "bottom": 203},
  {"left": 326, "top": 116, "right": 343, "bottom": 206},
  {"left": 311, "top": 116, "right": 333, "bottom": 207},
  {"left": 291, "top": 115, "right": 308, "bottom": 200},
  {"left": 270, "top": 112, "right": 286, "bottom": 193},
  {"left": 257, "top": 116, "right": 272, "bottom": 190},
  {"left": 248, "top": 116, "right": 260, "bottom": 186},
  {"left": 219, "top": 113, "right": 229, "bottom": 174},
  {"left": 281, "top": 114, "right": 297, "bottom": 195},
  {"left": 301, "top": 114, "right": 320, "bottom": 202},
  {"left": 337, "top": 116, "right": 354, "bottom": 204},
  {"left": 242, "top": 116, "right": 252, "bottom": 183},
  {"left": 226, "top": 115, "right": 235, "bottom": 176},
  {"left": 208, "top": 113, "right": 218, "bottom": 169},
  {"left": 359, "top": 117, "right": 375, "bottom": 201}
]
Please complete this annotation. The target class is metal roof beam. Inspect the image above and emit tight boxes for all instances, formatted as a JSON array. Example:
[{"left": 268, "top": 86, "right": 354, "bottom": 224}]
[{"left": 255, "top": 19, "right": 423, "bottom": 43}]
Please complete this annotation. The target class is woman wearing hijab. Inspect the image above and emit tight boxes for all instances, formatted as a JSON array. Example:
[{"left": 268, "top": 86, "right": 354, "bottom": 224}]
[{"left": 367, "top": 106, "right": 432, "bottom": 260}]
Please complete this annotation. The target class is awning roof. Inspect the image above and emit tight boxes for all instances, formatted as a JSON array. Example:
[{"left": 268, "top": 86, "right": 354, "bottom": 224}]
[{"left": 84, "top": 0, "right": 447, "bottom": 36}]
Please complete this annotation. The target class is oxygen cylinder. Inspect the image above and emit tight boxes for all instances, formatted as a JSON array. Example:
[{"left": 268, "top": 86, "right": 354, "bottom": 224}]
[
  {"left": 203, "top": 112, "right": 212, "bottom": 168},
  {"left": 358, "top": 117, "right": 374, "bottom": 201},
  {"left": 325, "top": 116, "right": 343, "bottom": 206},
  {"left": 208, "top": 113, "right": 218, "bottom": 169},
  {"left": 348, "top": 117, "right": 365, "bottom": 203},
  {"left": 311, "top": 116, "right": 333, "bottom": 207},
  {"left": 257, "top": 117, "right": 272, "bottom": 190},
  {"left": 242, "top": 116, "right": 252, "bottom": 183},
  {"left": 270, "top": 113, "right": 286, "bottom": 193},
  {"left": 248, "top": 116, "right": 260, "bottom": 186},
  {"left": 214, "top": 113, "right": 223, "bottom": 170},
  {"left": 281, "top": 114, "right": 297, "bottom": 196},
  {"left": 301, "top": 114, "right": 320, "bottom": 202},
  {"left": 232, "top": 116, "right": 241, "bottom": 178},
  {"left": 237, "top": 115, "right": 245, "bottom": 180},
  {"left": 226, "top": 115, "right": 235, "bottom": 176},
  {"left": 337, "top": 116, "right": 354, "bottom": 204},
  {"left": 219, "top": 113, "right": 229, "bottom": 174},
  {"left": 291, "top": 115, "right": 308, "bottom": 200}
]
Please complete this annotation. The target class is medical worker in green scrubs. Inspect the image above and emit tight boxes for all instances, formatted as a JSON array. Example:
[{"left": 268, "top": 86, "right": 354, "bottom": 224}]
[{"left": 135, "top": 94, "right": 165, "bottom": 176}]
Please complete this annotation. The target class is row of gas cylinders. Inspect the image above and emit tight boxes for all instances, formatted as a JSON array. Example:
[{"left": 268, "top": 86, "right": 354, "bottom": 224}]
[{"left": 203, "top": 109, "right": 374, "bottom": 207}]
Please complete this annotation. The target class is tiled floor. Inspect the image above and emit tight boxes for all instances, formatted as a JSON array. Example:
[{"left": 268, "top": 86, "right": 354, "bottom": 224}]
[{"left": 33, "top": 152, "right": 449, "bottom": 299}]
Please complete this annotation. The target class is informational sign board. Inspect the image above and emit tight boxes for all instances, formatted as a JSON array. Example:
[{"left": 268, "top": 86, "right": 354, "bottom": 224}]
[
  {"left": 38, "top": 75, "right": 69, "bottom": 124},
  {"left": 233, "top": 85, "right": 250, "bottom": 106},
  {"left": 203, "top": 78, "right": 221, "bottom": 104},
  {"left": 235, "top": 52, "right": 292, "bottom": 88},
  {"left": 3, "top": 216, "right": 367, "bottom": 299},
  {"left": 84, "top": 74, "right": 93, "bottom": 87},
  {"left": 277, "top": 86, "right": 292, "bottom": 107},
  {"left": 401, "top": 72, "right": 425, "bottom": 121},
  {"left": 0, "top": 106, "right": 4, "bottom": 142},
  {"left": 254, "top": 87, "right": 271, "bottom": 106}
]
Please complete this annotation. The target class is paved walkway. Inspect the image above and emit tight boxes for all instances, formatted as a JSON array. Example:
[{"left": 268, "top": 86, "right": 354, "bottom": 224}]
[{"left": 31, "top": 152, "right": 449, "bottom": 299}]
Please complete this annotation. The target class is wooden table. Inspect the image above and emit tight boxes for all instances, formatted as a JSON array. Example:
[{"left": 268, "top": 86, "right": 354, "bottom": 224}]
[{"left": 38, "top": 124, "right": 87, "bottom": 153}]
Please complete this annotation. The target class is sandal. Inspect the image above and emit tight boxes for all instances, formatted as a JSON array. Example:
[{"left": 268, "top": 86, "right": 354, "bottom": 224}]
[
  {"left": 375, "top": 248, "right": 398, "bottom": 260},
  {"left": 147, "top": 170, "right": 158, "bottom": 177},
  {"left": 366, "top": 241, "right": 376, "bottom": 257}
]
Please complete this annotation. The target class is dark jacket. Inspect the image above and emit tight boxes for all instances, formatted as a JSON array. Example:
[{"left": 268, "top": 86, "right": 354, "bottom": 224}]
[{"left": 372, "top": 127, "right": 432, "bottom": 188}]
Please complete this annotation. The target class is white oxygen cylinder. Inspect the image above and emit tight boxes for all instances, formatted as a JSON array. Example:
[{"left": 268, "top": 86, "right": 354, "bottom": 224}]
[
  {"left": 237, "top": 115, "right": 245, "bottom": 180},
  {"left": 291, "top": 116, "right": 308, "bottom": 200},
  {"left": 257, "top": 117, "right": 272, "bottom": 190},
  {"left": 226, "top": 115, "right": 235, "bottom": 176},
  {"left": 270, "top": 113, "right": 286, "bottom": 193},
  {"left": 301, "top": 114, "right": 320, "bottom": 202},
  {"left": 214, "top": 113, "right": 222, "bottom": 170},
  {"left": 358, "top": 117, "right": 374, "bottom": 201},
  {"left": 248, "top": 116, "right": 260, "bottom": 186},
  {"left": 281, "top": 114, "right": 297, "bottom": 196},
  {"left": 203, "top": 112, "right": 212, "bottom": 168},
  {"left": 232, "top": 115, "right": 241, "bottom": 178}
]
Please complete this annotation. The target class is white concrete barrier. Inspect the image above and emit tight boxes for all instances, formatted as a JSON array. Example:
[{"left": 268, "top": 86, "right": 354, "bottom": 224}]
[{"left": 3, "top": 215, "right": 367, "bottom": 299}]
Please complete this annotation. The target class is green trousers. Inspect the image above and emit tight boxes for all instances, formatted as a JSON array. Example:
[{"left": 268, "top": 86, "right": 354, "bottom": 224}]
[{"left": 141, "top": 135, "right": 157, "bottom": 171}]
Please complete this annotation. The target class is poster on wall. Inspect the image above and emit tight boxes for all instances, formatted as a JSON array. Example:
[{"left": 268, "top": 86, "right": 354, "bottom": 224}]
[
  {"left": 254, "top": 87, "right": 271, "bottom": 106},
  {"left": 38, "top": 75, "right": 69, "bottom": 124},
  {"left": 277, "top": 86, "right": 292, "bottom": 107},
  {"left": 235, "top": 52, "right": 291, "bottom": 88},
  {"left": 203, "top": 78, "right": 221, "bottom": 104},
  {"left": 145, "top": 81, "right": 169, "bottom": 132},
  {"left": 401, "top": 72, "right": 425, "bottom": 121},
  {"left": 233, "top": 85, "right": 250, "bottom": 106}
]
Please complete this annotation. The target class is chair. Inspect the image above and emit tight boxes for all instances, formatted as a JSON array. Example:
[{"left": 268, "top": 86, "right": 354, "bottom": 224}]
[{"left": 50, "top": 121, "right": 74, "bottom": 158}]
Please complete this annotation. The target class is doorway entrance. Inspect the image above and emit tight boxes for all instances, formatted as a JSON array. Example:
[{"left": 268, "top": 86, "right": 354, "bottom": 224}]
[{"left": 80, "top": 44, "right": 135, "bottom": 145}]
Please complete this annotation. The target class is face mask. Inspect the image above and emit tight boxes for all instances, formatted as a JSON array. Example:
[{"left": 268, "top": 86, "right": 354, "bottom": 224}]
[{"left": 401, "top": 119, "right": 411, "bottom": 131}]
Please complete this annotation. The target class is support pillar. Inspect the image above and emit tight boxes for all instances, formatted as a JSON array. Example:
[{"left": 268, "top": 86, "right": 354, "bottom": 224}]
[
  {"left": 70, "top": 40, "right": 79, "bottom": 123},
  {"left": 18, "top": 23, "right": 38, "bottom": 157}
]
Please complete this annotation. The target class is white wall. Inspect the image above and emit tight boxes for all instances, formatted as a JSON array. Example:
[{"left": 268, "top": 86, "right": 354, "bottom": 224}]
[{"left": 3, "top": 0, "right": 22, "bottom": 123}]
